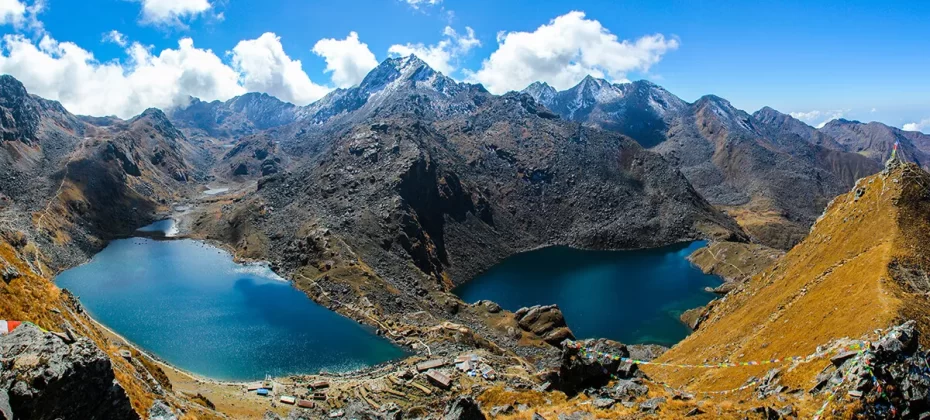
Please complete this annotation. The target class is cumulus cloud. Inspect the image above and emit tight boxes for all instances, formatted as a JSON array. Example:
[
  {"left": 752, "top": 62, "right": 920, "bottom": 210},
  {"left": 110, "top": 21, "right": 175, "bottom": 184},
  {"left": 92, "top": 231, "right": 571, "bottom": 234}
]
[
  {"left": 0, "top": 31, "right": 332, "bottom": 118},
  {"left": 388, "top": 26, "right": 479, "bottom": 76},
  {"left": 103, "top": 30, "right": 128, "bottom": 47},
  {"left": 138, "top": 0, "right": 213, "bottom": 26},
  {"left": 465, "top": 11, "right": 678, "bottom": 94},
  {"left": 0, "top": 0, "right": 26, "bottom": 25},
  {"left": 312, "top": 31, "right": 378, "bottom": 88},
  {"left": 903, "top": 118, "right": 930, "bottom": 134},
  {"left": 0, "top": 34, "right": 243, "bottom": 118},
  {"left": 789, "top": 109, "right": 847, "bottom": 128},
  {"left": 0, "top": 0, "right": 42, "bottom": 33},
  {"left": 401, "top": 0, "right": 441, "bottom": 10},
  {"left": 230, "top": 32, "right": 330, "bottom": 105}
]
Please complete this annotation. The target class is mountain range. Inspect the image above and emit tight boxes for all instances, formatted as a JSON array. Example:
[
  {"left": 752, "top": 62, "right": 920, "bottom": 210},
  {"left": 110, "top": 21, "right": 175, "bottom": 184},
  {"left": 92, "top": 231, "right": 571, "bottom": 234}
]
[
  {"left": 522, "top": 76, "right": 930, "bottom": 248},
  {"left": 163, "top": 58, "right": 930, "bottom": 249}
]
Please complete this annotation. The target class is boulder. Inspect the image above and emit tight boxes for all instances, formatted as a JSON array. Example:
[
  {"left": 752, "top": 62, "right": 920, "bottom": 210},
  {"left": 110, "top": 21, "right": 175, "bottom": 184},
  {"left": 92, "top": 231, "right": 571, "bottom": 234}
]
[
  {"left": 148, "top": 400, "right": 178, "bottom": 420},
  {"left": 1, "top": 261, "right": 20, "bottom": 284},
  {"left": 558, "top": 339, "right": 632, "bottom": 395},
  {"left": 556, "top": 413, "right": 592, "bottom": 420},
  {"left": 443, "top": 397, "right": 485, "bottom": 420},
  {"left": 475, "top": 300, "right": 502, "bottom": 313},
  {"left": 609, "top": 379, "right": 649, "bottom": 401},
  {"left": 592, "top": 398, "right": 614, "bottom": 409},
  {"left": 746, "top": 406, "right": 783, "bottom": 420},
  {"left": 515, "top": 305, "right": 575, "bottom": 346},
  {"left": 489, "top": 405, "right": 513, "bottom": 416},
  {"left": 0, "top": 323, "right": 138, "bottom": 420},
  {"left": 638, "top": 397, "right": 665, "bottom": 414}
]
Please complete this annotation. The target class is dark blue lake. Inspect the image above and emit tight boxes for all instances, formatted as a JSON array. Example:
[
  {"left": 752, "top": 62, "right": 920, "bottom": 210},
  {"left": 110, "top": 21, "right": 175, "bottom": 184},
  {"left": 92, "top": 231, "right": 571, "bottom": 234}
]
[
  {"left": 454, "top": 241, "right": 720, "bottom": 346},
  {"left": 56, "top": 238, "right": 406, "bottom": 381}
]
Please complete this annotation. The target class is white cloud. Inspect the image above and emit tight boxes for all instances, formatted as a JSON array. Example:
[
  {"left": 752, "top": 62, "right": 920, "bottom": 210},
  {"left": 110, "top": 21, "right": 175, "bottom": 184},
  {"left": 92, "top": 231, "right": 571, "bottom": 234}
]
[
  {"left": 388, "top": 26, "right": 479, "bottom": 76},
  {"left": 0, "top": 31, "right": 332, "bottom": 118},
  {"left": 465, "top": 11, "right": 678, "bottom": 94},
  {"left": 870, "top": 107, "right": 878, "bottom": 113},
  {"left": 0, "top": 0, "right": 26, "bottom": 25},
  {"left": 103, "top": 30, "right": 128, "bottom": 47},
  {"left": 903, "top": 118, "right": 930, "bottom": 134},
  {"left": 0, "top": 0, "right": 41, "bottom": 32},
  {"left": 312, "top": 31, "right": 378, "bottom": 89},
  {"left": 138, "top": 0, "right": 212, "bottom": 26},
  {"left": 789, "top": 109, "right": 847, "bottom": 128},
  {"left": 401, "top": 0, "right": 441, "bottom": 10},
  {"left": 0, "top": 34, "right": 243, "bottom": 118},
  {"left": 230, "top": 32, "right": 330, "bottom": 105}
]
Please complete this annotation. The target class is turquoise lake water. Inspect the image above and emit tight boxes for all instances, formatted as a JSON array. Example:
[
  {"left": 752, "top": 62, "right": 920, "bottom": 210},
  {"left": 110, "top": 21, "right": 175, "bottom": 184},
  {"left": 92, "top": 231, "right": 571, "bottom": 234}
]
[
  {"left": 454, "top": 241, "right": 720, "bottom": 346},
  {"left": 56, "top": 238, "right": 406, "bottom": 381}
]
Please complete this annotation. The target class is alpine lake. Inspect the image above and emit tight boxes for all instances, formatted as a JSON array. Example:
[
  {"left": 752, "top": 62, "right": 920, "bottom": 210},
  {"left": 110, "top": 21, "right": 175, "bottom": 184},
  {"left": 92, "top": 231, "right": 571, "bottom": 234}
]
[
  {"left": 55, "top": 220, "right": 407, "bottom": 381},
  {"left": 455, "top": 241, "right": 721, "bottom": 346}
]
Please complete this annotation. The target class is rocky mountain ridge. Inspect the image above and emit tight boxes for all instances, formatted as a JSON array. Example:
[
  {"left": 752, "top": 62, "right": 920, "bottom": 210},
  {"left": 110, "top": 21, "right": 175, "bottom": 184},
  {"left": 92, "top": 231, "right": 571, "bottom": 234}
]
[
  {"left": 159, "top": 62, "right": 925, "bottom": 250},
  {"left": 522, "top": 76, "right": 891, "bottom": 248}
]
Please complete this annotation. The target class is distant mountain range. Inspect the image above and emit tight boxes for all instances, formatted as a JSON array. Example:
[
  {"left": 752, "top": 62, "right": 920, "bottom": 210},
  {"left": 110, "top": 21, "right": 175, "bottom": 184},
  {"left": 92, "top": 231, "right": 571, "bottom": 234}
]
[
  {"left": 163, "top": 57, "right": 930, "bottom": 249},
  {"left": 522, "top": 76, "right": 930, "bottom": 247}
]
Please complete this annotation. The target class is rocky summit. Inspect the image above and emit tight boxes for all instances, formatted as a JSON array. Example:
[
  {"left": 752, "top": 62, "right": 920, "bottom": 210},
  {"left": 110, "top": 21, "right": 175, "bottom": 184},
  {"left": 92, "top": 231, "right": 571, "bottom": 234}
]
[{"left": 2, "top": 53, "right": 930, "bottom": 420}]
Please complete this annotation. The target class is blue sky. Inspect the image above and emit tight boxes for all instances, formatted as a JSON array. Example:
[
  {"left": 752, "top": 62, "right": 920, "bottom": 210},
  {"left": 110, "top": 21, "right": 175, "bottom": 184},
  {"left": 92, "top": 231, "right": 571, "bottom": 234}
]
[{"left": 0, "top": 0, "right": 927, "bottom": 131}]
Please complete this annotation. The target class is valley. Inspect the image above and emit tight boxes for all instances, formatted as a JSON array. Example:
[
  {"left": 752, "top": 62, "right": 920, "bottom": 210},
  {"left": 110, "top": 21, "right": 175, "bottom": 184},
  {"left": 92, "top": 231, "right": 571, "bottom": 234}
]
[{"left": 2, "top": 54, "right": 930, "bottom": 420}]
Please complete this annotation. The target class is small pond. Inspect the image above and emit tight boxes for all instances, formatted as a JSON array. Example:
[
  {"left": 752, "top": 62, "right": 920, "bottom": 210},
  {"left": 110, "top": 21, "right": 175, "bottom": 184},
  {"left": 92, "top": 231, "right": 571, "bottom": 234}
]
[
  {"left": 454, "top": 241, "right": 720, "bottom": 346},
  {"left": 56, "top": 238, "right": 406, "bottom": 381}
]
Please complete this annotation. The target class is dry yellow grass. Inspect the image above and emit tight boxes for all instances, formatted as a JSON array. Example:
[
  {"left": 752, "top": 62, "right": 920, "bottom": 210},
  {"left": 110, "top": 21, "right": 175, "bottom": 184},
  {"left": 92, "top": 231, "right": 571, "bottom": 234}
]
[{"left": 645, "top": 164, "right": 930, "bottom": 417}]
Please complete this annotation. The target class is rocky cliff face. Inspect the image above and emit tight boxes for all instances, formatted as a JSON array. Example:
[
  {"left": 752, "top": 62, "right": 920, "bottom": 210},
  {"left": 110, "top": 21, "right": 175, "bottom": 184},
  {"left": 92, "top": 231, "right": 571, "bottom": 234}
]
[{"left": 0, "top": 324, "right": 139, "bottom": 420}]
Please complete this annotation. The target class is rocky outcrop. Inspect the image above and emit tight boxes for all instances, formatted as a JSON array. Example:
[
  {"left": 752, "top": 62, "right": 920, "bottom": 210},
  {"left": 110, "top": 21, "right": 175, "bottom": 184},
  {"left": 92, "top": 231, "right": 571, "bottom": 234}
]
[
  {"left": 515, "top": 305, "right": 575, "bottom": 346},
  {"left": 0, "top": 324, "right": 138, "bottom": 420},
  {"left": 147, "top": 400, "right": 178, "bottom": 420},
  {"left": 557, "top": 339, "right": 634, "bottom": 395},
  {"left": 679, "top": 306, "right": 708, "bottom": 331},
  {"left": 442, "top": 397, "right": 486, "bottom": 420},
  {"left": 219, "top": 133, "right": 283, "bottom": 179},
  {"left": 854, "top": 321, "right": 930, "bottom": 418},
  {"left": 0, "top": 75, "right": 41, "bottom": 144}
]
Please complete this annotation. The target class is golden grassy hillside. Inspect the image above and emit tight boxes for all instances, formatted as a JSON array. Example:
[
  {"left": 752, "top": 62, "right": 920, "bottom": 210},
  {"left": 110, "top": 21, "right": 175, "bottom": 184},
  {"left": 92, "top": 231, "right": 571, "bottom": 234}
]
[{"left": 646, "top": 163, "right": 930, "bottom": 416}]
